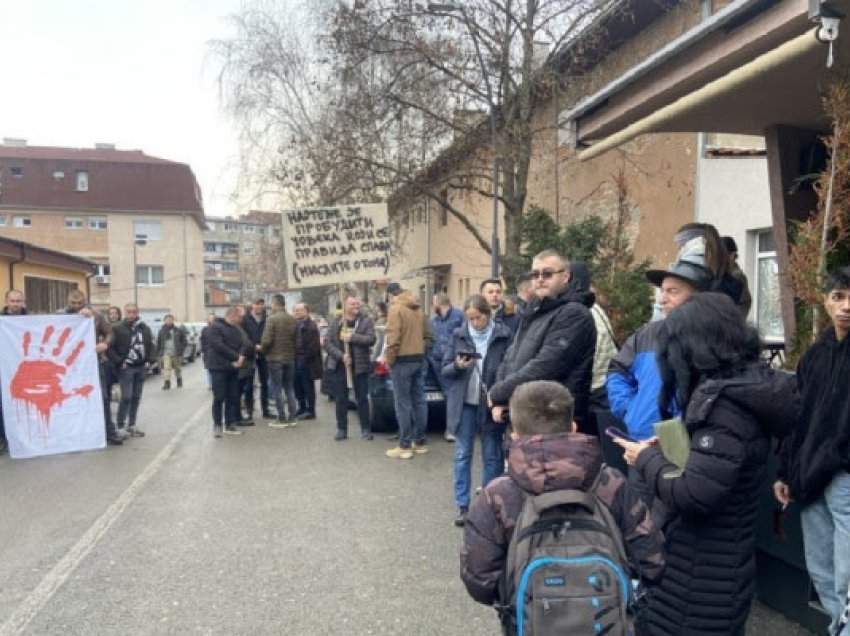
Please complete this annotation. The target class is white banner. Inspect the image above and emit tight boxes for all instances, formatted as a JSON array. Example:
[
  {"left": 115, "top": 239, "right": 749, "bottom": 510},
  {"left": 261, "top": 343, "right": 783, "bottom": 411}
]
[
  {"left": 283, "top": 203, "right": 391, "bottom": 288},
  {"left": 0, "top": 315, "right": 105, "bottom": 458}
]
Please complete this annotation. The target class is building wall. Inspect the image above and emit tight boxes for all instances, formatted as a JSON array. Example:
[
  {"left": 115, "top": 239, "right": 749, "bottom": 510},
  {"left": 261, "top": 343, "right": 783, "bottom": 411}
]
[{"left": 0, "top": 256, "right": 88, "bottom": 312}]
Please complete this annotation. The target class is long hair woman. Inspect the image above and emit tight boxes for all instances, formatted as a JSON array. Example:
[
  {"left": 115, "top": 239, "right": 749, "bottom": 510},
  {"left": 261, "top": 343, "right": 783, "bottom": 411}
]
[
  {"left": 613, "top": 293, "right": 797, "bottom": 635},
  {"left": 442, "top": 294, "right": 514, "bottom": 527}
]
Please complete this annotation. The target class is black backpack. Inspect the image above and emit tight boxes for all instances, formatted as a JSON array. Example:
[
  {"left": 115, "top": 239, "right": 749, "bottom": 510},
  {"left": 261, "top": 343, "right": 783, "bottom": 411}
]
[{"left": 498, "top": 472, "right": 635, "bottom": 636}]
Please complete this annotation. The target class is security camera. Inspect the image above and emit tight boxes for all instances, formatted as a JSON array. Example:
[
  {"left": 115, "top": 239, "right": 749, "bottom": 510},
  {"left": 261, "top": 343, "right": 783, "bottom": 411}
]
[{"left": 816, "top": 15, "right": 841, "bottom": 42}]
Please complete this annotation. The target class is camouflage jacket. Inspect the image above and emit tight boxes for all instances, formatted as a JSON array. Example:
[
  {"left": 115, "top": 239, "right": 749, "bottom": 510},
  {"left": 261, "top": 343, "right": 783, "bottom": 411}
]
[{"left": 460, "top": 432, "right": 665, "bottom": 606}]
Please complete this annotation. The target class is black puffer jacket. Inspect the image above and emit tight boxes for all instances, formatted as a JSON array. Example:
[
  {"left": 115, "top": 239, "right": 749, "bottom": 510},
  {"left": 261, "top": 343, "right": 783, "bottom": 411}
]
[
  {"left": 634, "top": 364, "right": 798, "bottom": 636},
  {"left": 489, "top": 288, "right": 596, "bottom": 425},
  {"left": 203, "top": 318, "right": 247, "bottom": 371}
]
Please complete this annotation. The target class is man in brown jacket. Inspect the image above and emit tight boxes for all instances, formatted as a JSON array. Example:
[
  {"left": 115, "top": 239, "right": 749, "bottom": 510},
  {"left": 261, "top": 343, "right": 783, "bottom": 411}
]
[
  {"left": 260, "top": 294, "right": 298, "bottom": 427},
  {"left": 383, "top": 282, "right": 428, "bottom": 459}
]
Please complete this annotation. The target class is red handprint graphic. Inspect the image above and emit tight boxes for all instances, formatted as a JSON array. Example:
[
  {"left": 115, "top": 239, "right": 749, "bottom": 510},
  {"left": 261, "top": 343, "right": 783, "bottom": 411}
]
[{"left": 9, "top": 324, "right": 94, "bottom": 424}]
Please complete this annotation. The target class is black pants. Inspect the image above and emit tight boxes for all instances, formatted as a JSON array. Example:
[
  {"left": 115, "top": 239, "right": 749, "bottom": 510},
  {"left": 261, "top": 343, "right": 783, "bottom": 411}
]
[
  {"left": 211, "top": 368, "right": 240, "bottom": 426},
  {"left": 100, "top": 361, "right": 119, "bottom": 438},
  {"left": 293, "top": 358, "right": 316, "bottom": 415},
  {"left": 255, "top": 355, "right": 270, "bottom": 415},
  {"left": 239, "top": 372, "right": 254, "bottom": 416},
  {"left": 333, "top": 372, "right": 370, "bottom": 435}
]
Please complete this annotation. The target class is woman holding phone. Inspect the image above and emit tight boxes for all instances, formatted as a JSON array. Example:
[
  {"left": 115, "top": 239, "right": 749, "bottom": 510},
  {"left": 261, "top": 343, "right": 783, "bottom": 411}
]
[
  {"left": 442, "top": 294, "right": 514, "bottom": 527},
  {"left": 612, "top": 293, "right": 797, "bottom": 635}
]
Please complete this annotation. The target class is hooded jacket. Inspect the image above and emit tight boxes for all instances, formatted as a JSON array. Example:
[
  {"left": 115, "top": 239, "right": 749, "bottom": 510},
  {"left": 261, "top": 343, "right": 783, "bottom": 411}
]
[
  {"left": 460, "top": 432, "right": 665, "bottom": 607},
  {"left": 489, "top": 287, "right": 596, "bottom": 425},
  {"left": 779, "top": 325, "right": 850, "bottom": 504},
  {"left": 634, "top": 364, "right": 798, "bottom": 636},
  {"left": 384, "top": 290, "right": 424, "bottom": 365}
]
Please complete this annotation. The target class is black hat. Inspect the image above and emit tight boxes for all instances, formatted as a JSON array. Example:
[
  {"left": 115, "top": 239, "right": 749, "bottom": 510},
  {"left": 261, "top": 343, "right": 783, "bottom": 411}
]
[
  {"left": 721, "top": 236, "right": 738, "bottom": 254},
  {"left": 646, "top": 257, "right": 713, "bottom": 291},
  {"left": 385, "top": 282, "right": 403, "bottom": 296}
]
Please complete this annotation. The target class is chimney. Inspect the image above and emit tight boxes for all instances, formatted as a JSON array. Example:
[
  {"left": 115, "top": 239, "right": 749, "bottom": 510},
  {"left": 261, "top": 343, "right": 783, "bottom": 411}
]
[
  {"left": 3, "top": 138, "right": 27, "bottom": 147},
  {"left": 95, "top": 143, "right": 116, "bottom": 150}
]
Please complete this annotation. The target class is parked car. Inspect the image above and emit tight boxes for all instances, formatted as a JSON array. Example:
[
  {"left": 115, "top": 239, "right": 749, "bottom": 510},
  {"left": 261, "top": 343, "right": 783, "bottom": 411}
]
[
  {"left": 147, "top": 322, "right": 162, "bottom": 375},
  {"left": 178, "top": 323, "right": 199, "bottom": 363},
  {"left": 367, "top": 326, "right": 446, "bottom": 433}
]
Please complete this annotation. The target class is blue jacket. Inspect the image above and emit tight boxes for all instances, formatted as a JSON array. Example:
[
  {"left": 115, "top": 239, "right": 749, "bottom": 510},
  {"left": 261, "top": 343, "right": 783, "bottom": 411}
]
[
  {"left": 429, "top": 306, "right": 465, "bottom": 365},
  {"left": 606, "top": 320, "right": 679, "bottom": 440},
  {"left": 441, "top": 321, "right": 513, "bottom": 435}
]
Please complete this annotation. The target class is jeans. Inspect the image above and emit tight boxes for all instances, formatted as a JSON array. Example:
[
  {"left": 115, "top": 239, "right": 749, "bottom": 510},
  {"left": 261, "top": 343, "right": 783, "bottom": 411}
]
[
  {"left": 453, "top": 404, "right": 504, "bottom": 508},
  {"left": 390, "top": 360, "right": 427, "bottom": 449},
  {"left": 210, "top": 368, "right": 240, "bottom": 426},
  {"left": 255, "top": 355, "right": 270, "bottom": 415},
  {"left": 117, "top": 366, "right": 146, "bottom": 427},
  {"left": 334, "top": 372, "right": 370, "bottom": 435},
  {"left": 268, "top": 361, "right": 297, "bottom": 421},
  {"left": 294, "top": 358, "right": 316, "bottom": 415},
  {"left": 801, "top": 470, "right": 850, "bottom": 636}
]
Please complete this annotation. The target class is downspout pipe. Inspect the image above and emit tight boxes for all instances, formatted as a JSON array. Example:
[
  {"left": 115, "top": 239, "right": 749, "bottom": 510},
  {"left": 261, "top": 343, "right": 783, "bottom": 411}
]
[{"left": 8, "top": 244, "right": 26, "bottom": 292}]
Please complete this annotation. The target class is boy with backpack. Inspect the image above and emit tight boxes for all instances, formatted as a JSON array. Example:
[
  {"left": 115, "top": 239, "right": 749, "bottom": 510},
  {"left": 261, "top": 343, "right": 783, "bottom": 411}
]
[{"left": 460, "top": 380, "right": 665, "bottom": 635}]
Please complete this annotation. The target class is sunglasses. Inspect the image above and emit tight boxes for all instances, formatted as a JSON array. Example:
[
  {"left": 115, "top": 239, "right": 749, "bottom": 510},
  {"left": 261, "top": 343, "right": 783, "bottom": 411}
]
[{"left": 529, "top": 268, "right": 565, "bottom": 280}]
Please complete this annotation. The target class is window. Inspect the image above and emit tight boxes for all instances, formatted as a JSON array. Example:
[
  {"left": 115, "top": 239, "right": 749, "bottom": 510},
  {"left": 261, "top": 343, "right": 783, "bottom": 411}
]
[
  {"left": 243, "top": 225, "right": 256, "bottom": 234},
  {"left": 136, "top": 265, "right": 164, "bottom": 286},
  {"left": 0, "top": 216, "right": 6, "bottom": 226},
  {"left": 222, "top": 262, "right": 238, "bottom": 272},
  {"left": 203, "top": 241, "right": 219, "bottom": 253},
  {"left": 243, "top": 245, "right": 255, "bottom": 255},
  {"left": 88, "top": 216, "right": 107, "bottom": 230},
  {"left": 12, "top": 215, "right": 31, "bottom": 227},
  {"left": 272, "top": 227, "right": 281, "bottom": 238},
  {"left": 64, "top": 217, "right": 83, "bottom": 229},
  {"left": 754, "top": 230, "right": 783, "bottom": 341},
  {"left": 76, "top": 171, "right": 89, "bottom": 191},
  {"left": 133, "top": 220, "right": 161, "bottom": 241},
  {"left": 94, "top": 263, "right": 111, "bottom": 276},
  {"left": 24, "top": 277, "right": 78, "bottom": 314},
  {"left": 206, "top": 221, "right": 216, "bottom": 230},
  {"left": 223, "top": 222, "right": 238, "bottom": 232},
  {"left": 53, "top": 171, "right": 65, "bottom": 181},
  {"left": 10, "top": 167, "right": 22, "bottom": 178}
]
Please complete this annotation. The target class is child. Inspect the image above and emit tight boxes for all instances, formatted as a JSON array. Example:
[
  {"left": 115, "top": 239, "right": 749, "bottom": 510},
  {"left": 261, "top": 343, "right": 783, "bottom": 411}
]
[{"left": 460, "top": 380, "right": 665, "bottom": 626}]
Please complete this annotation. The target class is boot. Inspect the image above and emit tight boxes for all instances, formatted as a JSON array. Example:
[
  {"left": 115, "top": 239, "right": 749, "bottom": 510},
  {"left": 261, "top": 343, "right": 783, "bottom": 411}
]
[
  {"left": 162, "top": 380, "right": 171, "bottom": 390},
  {"left": 176, "top": 376, "right": 182, "bottom": 388}
]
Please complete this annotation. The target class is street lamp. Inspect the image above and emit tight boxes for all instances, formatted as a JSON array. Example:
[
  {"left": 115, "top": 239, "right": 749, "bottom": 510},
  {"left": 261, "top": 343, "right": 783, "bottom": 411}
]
[
  {"left": 428, "top": 2, "right": 500, "bottom": 278},
  {"left": 132, "top": 234, "right": 147, "bottom": 306}
]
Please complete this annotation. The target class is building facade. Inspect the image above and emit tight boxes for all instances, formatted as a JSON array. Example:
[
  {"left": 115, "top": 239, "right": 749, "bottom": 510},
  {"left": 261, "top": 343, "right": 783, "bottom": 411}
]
[{"left": 0, "top": 141, "right": 206, "bottom": 321}]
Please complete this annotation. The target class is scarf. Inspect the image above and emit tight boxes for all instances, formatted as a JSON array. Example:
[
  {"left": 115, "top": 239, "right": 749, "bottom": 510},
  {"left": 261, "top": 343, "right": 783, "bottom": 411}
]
[{"left": 468, "top": 317, "right": 495, "bottom": 362}]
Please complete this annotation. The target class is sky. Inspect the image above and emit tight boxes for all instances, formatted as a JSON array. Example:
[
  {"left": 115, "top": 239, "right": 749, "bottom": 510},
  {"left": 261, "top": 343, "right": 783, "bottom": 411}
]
[{"left": 0, "top": 0, "right": 264, "bottom": 219}]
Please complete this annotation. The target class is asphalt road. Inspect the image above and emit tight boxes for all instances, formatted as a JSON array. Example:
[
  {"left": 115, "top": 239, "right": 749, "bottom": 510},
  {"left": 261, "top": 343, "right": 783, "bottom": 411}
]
[{"left": 0, "top": 363, "right": 816, "bottom": 635}]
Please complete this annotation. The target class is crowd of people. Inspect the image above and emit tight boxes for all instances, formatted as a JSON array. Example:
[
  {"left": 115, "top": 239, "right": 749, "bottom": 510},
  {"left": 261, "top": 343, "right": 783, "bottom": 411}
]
[{"left": 1, "top": 220, "right": 848, "bottom": 635}]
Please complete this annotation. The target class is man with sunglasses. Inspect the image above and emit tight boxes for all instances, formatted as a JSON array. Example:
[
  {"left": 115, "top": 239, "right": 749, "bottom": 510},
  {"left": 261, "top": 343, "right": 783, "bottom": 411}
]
[{"left": 488, "top": 249, "right": 596, "bottom": 430}]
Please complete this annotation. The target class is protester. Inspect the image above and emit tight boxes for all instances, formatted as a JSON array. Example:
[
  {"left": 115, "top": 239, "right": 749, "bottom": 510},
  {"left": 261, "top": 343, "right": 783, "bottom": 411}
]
[
  {"left": 293, "top": 302, "right": 322, "bottom": 421},
  {"left": 200, "top": 312, "right": 215, "bottom": 390},
  {"left": 722, "top": 235, "right": 753, "bottom": 318},
  {"left": 62, "top": 289, "right": 124, "bottom": 446},
  {"left": 108, "top": 303, "right": 154, "bottom": 438},
  {"left": 614, "top": 293, "right": 797, "bottom": 635},
  {"left": 606, "top": 251, "right": 711, "bottom": 504},
  {"left": 107, "top": 306, "right": 122, "bottom": 324},
  {"left": 460, "top": 381, "right": 665, "bottom": 612},
  {"left": 441, "top": 294, "right": 513, "bottom": 526},
  {"left": 325, "top": 296, "right": 376, "bottom": 440},
  {"left": 383, "top": 282, "right": 428, "bottom": 459},
  {"left": 156, "top": 314, "right": 187, "bottom": 390},
  {"left": 205, "top": 306, "right": 247, "bottom": 437},
  {"left": 241, "top": 298, "right": 272, "bottom": 419},
  {"left": 488, "top": 249, "right": 596, "bottom": 430},
  {"left": 373, "top": 301, "right": 388, "bottom": 327},
  {"left": 673, "top": 222, "right": 743, "bottom": 303},
  {"left": 568, "top": 261, "right": 617, "bottom": 413},
  {"left": 0, "top": 290, "right": 28, "bottom": 453},
  {"left": 234, "top": 306, "right": 256, "bottom": 426},
  {"left": 775, "top": 266, "right": 850, "bottom": 636},
  {"left": 479, "top": 278, "right": 519, "bottom": 333},
  {"left": 429, "top": 292, "right": 465, "bottom": 442},
  {"left": 511, "top": 273, "right": 533, "bottom": 314},
  {"left": 261, "top": 294, "right": 298, "bottom": 428}
]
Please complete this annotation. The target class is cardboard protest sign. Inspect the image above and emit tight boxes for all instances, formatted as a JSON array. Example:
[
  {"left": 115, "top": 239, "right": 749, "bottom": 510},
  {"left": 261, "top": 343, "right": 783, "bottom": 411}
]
[{"left": 283, "top": 203, "right": 390, "bottom": 288}]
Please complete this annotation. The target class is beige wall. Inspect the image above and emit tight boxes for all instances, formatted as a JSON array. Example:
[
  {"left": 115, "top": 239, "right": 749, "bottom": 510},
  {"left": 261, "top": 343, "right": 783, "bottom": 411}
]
[{"left": 0, "top": 256, "right": 88, "bottom": 309}]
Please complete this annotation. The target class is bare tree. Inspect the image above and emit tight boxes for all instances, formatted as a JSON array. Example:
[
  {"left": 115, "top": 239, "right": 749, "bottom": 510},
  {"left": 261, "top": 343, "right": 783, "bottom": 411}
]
[{"left": 213, "top": 0, "right": 614, "bottom": 275}]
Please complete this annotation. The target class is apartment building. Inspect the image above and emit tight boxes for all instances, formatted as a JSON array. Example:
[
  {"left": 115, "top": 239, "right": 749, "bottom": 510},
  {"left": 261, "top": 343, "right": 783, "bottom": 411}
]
[
  {"left": 203, "top": 210, "right": 284, "bottom": 310},
  {"left": 0, "top": 140, "right": 205, "bottom": 321}
]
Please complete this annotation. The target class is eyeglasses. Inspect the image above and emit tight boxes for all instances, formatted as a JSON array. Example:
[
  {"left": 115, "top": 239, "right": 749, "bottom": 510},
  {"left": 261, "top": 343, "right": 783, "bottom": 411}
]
[{"left": 529, "top": 268, "right": 565, "bottom": 280}]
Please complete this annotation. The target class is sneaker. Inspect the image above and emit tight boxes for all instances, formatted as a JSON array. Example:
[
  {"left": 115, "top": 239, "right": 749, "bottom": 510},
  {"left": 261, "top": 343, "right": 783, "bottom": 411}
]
[
  {"left": 224, "top": 425, "right": 244, "bottom": 435},
  {"left": 162, "top": 380, "right": 171, "bottom": 390},
  {"left": 385, "top": 446, "right": 413, "bottom": 460},
  {"left": 107, "top": 436, "right": 124, "bottom": 446},
  {"left": 334, "top": 431, "right": 348, "bottom": 441},
  {"left": 411, "top": 442, "right": 429, "bottom": 454},
  {"left": 214, "top": 424, "right": 223, "bottom": 438},
  {"left": 454, "top": 506, "right": 469, "bottom": 527},
  {"left": 295, "top": 412, "right": 315, "bottom": 421},
  {"left": 360, "top": 433, "right": 374, "bottom": 441},
  {"left": 444, "top": 432, "right": 456, "bottom": 442},
  {"left": 127, "top": 426, "right": 145, "bottom": 437},
  {"left": 237, "top": 418, "right": 255, "bottom": 427},
  {"left": 268, "top": 420, "right": 295, "bottom": 429}
]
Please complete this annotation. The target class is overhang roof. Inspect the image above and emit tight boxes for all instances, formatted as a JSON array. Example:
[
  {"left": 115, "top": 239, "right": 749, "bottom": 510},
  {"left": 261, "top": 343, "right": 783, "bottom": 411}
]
[
  {"left": 570, "top": 0, "right": 848, "bottom": 158},
  {"left": 0, "top": 235, "right": 97, "bottom": 273}
]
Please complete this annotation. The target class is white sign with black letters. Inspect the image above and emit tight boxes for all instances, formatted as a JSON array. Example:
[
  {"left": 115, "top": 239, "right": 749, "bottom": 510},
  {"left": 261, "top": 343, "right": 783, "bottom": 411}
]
[{"left": 282, "top": 203, "right": 391, "bottom": 288}]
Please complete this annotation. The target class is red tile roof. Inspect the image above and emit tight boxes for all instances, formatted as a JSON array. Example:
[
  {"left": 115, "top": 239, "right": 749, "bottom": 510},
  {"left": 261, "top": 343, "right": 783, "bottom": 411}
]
[{"left": 0, "top": 145, "right": 204, "bottom": 226}]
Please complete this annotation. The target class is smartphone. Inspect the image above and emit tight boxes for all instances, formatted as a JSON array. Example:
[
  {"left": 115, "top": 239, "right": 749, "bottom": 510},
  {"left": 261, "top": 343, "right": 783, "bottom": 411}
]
[
  {"left": 605, "top": 426, "right": 639, "bottom": 443},
  {"left": 457, "top": 351, "right": 482, "bottom": 360}
]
